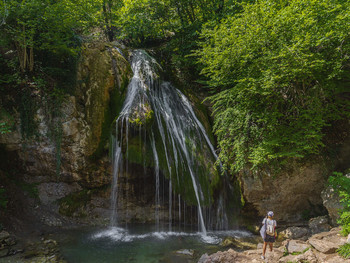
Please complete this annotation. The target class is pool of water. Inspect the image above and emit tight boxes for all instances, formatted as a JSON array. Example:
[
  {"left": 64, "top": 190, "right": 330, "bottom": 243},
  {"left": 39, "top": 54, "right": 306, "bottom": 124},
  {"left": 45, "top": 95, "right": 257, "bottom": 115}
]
[{"left": 57, "top": 225, "right": 253, "bottom": 263}]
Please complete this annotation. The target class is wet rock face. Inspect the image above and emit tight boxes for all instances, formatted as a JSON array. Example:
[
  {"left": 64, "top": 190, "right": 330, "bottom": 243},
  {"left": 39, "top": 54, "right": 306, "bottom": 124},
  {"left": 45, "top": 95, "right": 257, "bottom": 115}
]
[{"left": 239, "top": 161, "right": 328, "bottom": 222}]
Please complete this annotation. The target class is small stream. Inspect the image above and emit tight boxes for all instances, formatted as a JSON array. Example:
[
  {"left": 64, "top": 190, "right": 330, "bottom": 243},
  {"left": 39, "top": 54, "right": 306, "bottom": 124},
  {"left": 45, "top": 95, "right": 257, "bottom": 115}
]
[{"left": 56, "top": 224, "right": 253, "bottom": 263}]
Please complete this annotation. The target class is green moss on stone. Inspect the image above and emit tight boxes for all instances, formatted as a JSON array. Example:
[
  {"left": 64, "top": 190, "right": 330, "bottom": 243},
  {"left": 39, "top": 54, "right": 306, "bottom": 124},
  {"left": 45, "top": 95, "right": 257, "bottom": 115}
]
[
  {"left": 89, "top": 51, "right": 132, "bottom": 161},
  {"left": 58, "top": 190, "right": 91, "bottom": 217}
]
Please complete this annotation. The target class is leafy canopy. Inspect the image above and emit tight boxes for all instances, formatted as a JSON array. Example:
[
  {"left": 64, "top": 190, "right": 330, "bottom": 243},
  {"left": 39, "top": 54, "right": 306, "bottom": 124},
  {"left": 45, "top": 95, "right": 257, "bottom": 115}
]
[
  {"left": 196, "top": 0, "right": 350, "bottom": 172},
  {"left": 1, "top": 0, "right": 103, "bottom": 55}
]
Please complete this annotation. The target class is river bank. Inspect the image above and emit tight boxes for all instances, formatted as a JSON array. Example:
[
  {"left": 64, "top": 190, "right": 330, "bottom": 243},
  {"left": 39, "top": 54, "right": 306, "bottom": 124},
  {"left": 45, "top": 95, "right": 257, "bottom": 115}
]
[{"left": 199, "top": 227, "right": 350, "bottom": 263}]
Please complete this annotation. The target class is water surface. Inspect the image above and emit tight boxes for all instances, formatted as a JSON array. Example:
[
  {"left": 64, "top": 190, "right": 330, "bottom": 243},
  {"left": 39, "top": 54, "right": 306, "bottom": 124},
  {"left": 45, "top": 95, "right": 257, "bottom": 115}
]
[{"left": 57, "top": 224, "right": 253, "bottom": 263}]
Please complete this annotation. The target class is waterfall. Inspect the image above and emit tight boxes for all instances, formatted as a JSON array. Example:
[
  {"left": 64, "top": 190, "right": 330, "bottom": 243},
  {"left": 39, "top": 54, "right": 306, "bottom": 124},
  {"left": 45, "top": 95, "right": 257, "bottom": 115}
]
[{"left": 110, "top": 50, "right": 224, "bottom": 235}]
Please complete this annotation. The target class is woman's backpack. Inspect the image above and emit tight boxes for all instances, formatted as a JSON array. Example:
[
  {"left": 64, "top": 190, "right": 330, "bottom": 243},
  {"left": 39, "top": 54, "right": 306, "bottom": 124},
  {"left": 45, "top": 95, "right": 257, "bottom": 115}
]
[{"left": 266, "top": 219, "right": 275, "bottom": 236}]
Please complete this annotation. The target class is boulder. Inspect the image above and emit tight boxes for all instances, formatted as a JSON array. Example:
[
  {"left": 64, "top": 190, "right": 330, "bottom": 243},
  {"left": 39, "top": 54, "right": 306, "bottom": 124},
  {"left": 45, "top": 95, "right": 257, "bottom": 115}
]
[
  {"left": 308, "top": 227, "right": 346, "bottom": 254},
  {"left": 198, "top": 228, "right": 350, "bottom": 263},
  {"left": 313, "top": 249, "right": 350, "bottom": 263},
  {"left": 176, "top": 249, "right": 194, "bottom": 257},
  {"left": 221, "top": 237, "right": 257, "bottom": 250},
  {"left": 309, "top": 216, "right": 331, "bottom": 234},
  {"left": 198, "top": 248, "right": 249, "bottom": 263},
  {"left": 198, "top": 253, "right": 210, "bottom": 263},
  {"left": 309, "top": 239, "right": 338, "bottom": 254},
  {"left": 279, "top": 248, "right": 317, "bottom": 263},
  {"left": 280, "top": 226, "right": 310, "bottom": 240},
  {"left": 321, "top": 186, "right": 343, "bottom": 225},
  {"left": 238, "top": 161, "right": 328, "bottom": 222},
  {"left": 283, "top": 239, "right": 310, "bottom": 254}
]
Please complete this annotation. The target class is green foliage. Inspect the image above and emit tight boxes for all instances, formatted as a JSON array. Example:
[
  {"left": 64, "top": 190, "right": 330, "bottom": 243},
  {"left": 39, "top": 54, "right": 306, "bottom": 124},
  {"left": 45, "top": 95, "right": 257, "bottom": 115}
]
[
  {"left": 0, "top": 122, "right": 10, "bottom": 134},
  {"left": 0, "top": 0, "right": 102, "bottom": 85},
  {"left": 0, "top": 109, "right": 13, "bottom": 135},
  {"left": 337, "top": 243, "right": 350, "bottom": 259},
  {"left": 114, "top": 0, "right": 246, "bottom": 80},
  {"left": 328, "top": 172, "right": 350, "bottom": 236},
  {"left": 1, "top": 0, "right": 102, "bottom": 53},
  {"left": 116, "top": 0, "right": 230, "bottom": 43},
  {"left": 196, "top": 0, "right": 350, "bottom": 172}
]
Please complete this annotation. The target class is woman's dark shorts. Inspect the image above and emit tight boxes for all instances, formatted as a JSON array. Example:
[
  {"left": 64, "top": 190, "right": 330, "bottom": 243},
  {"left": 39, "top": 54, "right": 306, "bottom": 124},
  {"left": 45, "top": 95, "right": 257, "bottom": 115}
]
[{"left": 264, "top": 234, "right": 275, "bottom": 243}]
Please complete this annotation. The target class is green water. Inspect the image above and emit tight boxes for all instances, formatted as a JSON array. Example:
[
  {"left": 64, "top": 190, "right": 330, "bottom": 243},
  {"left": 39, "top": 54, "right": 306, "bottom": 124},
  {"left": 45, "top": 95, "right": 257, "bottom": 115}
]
[{"left": 57, "top": 225, "right": 253, "bottom": 263}]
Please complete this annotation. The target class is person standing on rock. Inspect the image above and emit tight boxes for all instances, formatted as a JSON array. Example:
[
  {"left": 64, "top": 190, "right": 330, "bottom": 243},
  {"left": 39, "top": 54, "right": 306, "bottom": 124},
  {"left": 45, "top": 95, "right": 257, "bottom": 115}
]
[{"left": 261, "top": 211, "right": 277, "bottom": 260}]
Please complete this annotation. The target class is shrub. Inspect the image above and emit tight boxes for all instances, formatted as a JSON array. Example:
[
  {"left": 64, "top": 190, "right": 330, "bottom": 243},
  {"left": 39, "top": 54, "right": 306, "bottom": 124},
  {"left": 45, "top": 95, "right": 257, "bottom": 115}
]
[{"left": 328, "top": 172, "right": 350, "bottom": 235}]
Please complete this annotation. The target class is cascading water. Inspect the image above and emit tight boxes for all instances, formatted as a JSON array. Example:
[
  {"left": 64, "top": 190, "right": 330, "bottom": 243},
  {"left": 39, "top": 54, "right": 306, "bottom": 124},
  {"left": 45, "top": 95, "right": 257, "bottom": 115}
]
[
  {"left": 57, "top": 49, "right": 249, "bottom": 263},
  {"left": 110, "top": 50, "right": 226, "bottom": 235}
]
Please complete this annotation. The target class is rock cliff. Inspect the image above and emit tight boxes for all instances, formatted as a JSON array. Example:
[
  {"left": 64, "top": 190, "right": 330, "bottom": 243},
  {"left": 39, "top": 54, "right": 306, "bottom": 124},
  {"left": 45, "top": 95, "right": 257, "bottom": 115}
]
[{"left": 0, "top": 41, "right": 132, "bottom": 225}]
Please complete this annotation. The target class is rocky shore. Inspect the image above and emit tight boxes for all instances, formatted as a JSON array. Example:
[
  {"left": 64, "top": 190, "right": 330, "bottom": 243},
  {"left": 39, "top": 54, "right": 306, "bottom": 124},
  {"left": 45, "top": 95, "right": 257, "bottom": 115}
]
[
  {"left": 0, "top": 229, "right": 66, "bottom": 263},
  {"left": 199, "top": 226, "right": 350, "bottom": 263}
]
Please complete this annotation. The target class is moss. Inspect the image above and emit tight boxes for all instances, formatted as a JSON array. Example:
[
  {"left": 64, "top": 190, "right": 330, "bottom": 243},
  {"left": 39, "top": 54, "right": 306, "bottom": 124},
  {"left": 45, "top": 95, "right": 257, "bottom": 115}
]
[
  {"left": 126, "top": 137, "right": 146, "bottom": 165},
  {"left": 126, "top": 136, "right": 154, "bottom": 167},
  {"left": 129, "top": 102, "right": 155, "bottom": 129},
  {"left": 58, "top": 190, "right": 91, "bottom": 217},
  {"left": 89, "top": 54, "right": 132, "bottom": 161}
]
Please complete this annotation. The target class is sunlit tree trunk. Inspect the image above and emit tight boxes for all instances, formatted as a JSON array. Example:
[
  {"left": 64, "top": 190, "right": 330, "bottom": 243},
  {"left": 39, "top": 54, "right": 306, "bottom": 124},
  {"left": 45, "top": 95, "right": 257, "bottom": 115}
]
[
  {"left": 103, "top": 0, "right": 114, "bottom": 41},
  {"left": 15, "top": 25, "right": 34, "bottom": 72}
]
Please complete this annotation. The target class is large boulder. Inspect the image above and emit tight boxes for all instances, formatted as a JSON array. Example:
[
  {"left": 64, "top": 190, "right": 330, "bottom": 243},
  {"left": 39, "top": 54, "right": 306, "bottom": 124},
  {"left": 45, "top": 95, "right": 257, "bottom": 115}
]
[
  {"left": 283, "top": 239, "right": 310, "bottom": 254},
  {"left": 279, "top": 249, "right": 318, "bottom": 263},
  {"left": 239, "top": 161, "right": 328, "bottom": 222},
  {"left": 308, "top": 227, "right": 346, "bottom": 254},
  {"left": 280, "top": 226, "right": 310, "bottom": 240},
  {"left": 309, "top": 216, "right": 331, "bottom": 234},
  {"left": 321, "top": 185, "right": 343, "bottom": 225}
]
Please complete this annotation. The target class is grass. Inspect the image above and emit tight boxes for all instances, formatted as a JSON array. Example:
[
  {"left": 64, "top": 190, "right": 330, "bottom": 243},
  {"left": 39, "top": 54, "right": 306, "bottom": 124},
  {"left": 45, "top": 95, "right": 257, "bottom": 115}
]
[{"left": 337, "top": 243, "right": 350, "bottom": 259}]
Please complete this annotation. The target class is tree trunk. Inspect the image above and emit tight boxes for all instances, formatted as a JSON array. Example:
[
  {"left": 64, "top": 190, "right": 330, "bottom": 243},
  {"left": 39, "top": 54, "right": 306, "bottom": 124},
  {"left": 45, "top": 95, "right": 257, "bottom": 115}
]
[
  {"left": 103, "top": 0, "right": 114, "bottom": 41},
  {"left": 29, "top": 46, "right": 34, "bottom": 72}
]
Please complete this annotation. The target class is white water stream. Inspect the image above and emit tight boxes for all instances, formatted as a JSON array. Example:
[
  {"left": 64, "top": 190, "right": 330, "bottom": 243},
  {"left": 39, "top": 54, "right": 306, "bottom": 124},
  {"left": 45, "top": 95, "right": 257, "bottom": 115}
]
[{"left": 110, "top": 50, "right": 226, "bottom": 236}]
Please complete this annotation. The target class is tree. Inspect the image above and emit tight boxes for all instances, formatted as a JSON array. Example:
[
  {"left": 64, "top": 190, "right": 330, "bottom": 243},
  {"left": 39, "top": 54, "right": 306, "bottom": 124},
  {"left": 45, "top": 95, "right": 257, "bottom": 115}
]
[
  {"left": 0, "top": 0, "right": 102, "bottom": 72},
  {"left": 196, "top": 0, "right": 350, "bottom": 172}
]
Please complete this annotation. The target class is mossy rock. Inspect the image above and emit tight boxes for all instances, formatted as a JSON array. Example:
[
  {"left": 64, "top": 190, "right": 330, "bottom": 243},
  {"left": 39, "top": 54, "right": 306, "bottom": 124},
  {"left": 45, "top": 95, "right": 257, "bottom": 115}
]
[
  {"left": 221, "top": 237, "right": 257, "bottom": 250},
  {"left": 77, "top": 41, "right": 132, "bottom": 161},
  {"left": 58, "top": 190, "right": 91, "bottom": 218}
]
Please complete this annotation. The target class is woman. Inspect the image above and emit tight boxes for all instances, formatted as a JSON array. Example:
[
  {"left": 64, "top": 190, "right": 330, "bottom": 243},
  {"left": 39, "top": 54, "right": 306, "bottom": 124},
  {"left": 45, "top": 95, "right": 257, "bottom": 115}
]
[{"left": 261, "top": 211, "right": 277, "bottom": 260}]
